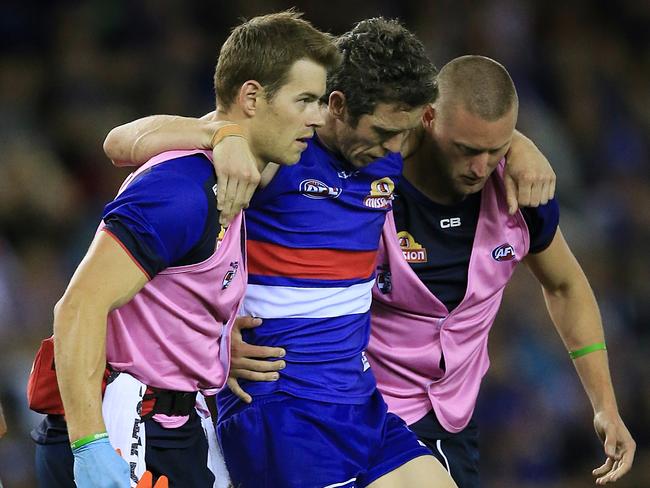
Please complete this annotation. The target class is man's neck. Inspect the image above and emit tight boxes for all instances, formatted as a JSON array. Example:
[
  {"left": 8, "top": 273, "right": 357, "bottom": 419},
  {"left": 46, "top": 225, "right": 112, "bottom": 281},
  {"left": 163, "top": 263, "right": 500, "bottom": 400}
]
[
  {"left": 214, "top": 110, "right": 268, "bottom": 173},
  {"left": 313, "top": 112, "right": 343, "bottom": 157},
  {"left": 403, "top": 137, "right": 460, "bottom": 206}
]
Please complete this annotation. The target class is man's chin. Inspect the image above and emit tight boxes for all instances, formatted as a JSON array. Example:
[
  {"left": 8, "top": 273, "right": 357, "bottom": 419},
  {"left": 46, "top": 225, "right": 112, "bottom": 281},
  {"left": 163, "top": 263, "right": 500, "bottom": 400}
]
[
  {"left": 354, "top": 152, "right": 389, "bottom": 168},
  {"left": 349, "top": 156, "right": 373, "bottom": 169},
  {"left": 279, "top": 152, "right": 303, "bottom": 165},
  {"left": 461, "top": 180, "right": 486, "bottom": 195}
]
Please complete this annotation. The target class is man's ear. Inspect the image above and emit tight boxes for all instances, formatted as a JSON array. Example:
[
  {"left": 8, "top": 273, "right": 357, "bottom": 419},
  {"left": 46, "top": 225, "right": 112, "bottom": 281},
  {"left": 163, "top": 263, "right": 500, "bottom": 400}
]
[
  {"left": 328, "top": 91, "right": 348, "bottom": 120},
  {"left": 422, "top": 103, "right": 435, "bottom": 129},
  {"left": 237, "top": 80, "right": 264, "bottom": 117}
]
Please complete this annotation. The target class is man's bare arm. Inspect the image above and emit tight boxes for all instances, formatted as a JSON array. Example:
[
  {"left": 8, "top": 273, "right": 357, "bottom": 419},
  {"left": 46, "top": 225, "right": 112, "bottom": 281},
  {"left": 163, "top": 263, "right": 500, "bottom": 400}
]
[
  {"left": 525, "top": 229, "right": 635, "bottom": 485},
  {"left": 54, "top": 231, "right": 148, "bottom": 443},
  {"left": 504, "top": 130, "right": 556, "bottom": 214},
  {"left": 0, "top": 400, "right": 6, "bottom": 437},
  {"left": 103, "top": 114, "right": 261, "bottom": 225},
  {"left": 103, "top": 115, "right": 222, "bottom": 167}
]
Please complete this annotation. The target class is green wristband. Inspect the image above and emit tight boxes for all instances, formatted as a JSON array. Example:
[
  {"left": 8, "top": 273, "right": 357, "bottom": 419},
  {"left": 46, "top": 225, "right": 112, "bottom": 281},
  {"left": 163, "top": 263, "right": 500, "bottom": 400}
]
[
  {"left": 569, "top": 342, "right": 606, "bottom": 360},
  {"left": 70, "top": 431, "right": 109, "bottom": 450}
]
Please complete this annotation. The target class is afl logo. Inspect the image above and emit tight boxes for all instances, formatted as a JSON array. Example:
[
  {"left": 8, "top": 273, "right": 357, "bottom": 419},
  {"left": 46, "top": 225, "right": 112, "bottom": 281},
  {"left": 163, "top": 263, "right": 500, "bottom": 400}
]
[
  {"left": 492, "top": 243, "right": 516, "bottom": 261},
  {"left": 222, "top": 261, "right": 239, "bottom": 289},
  {"left": 363, "top": 177, "right": 395, "bottom": 209},
  {"left": 300, "top": 179, "right": 342, "bottom": 199}
]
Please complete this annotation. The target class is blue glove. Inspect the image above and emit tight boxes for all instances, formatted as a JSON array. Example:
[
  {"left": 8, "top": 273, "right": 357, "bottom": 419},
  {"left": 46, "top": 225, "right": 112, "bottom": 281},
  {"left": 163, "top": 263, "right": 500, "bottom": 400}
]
[{"left": 73, "top": 437, "right": 131, "bottom": 488}]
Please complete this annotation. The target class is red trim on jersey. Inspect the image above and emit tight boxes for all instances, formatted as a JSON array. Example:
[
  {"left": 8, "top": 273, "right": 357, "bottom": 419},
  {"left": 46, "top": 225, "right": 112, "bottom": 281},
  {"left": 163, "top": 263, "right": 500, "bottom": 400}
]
[
  {"left": 101, "top": 228, "right": 152, "bottom": 281},
  {"left": 247, "top": 239, "right": 376, "bottom": 280}
]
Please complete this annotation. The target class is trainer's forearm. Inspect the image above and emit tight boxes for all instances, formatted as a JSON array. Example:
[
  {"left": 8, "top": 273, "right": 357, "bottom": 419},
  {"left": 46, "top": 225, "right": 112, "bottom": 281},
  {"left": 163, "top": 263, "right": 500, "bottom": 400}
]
[
  {"left": 0, "top": 399, "right": 6, "bottom": 437},
  {"left": 543, "top": 280, "right": 618, "bottom": 414},
  {"left": 510, "top": 129, "right": 535, "bottom": 154},
  {"left": 103, "top": 115, "right": 227, "bottom": 167},
  {"left": 53, "top": 293, "right": 109, "bottom": 442}
]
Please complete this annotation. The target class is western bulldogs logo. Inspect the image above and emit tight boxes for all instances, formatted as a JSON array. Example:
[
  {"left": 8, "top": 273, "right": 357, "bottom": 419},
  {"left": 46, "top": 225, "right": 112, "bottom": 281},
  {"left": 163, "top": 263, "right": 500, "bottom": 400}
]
[
  {"left": 363, "top": 177, "right": 395, "bottom": 209},
  {"left": 300, "top": 179, "right": 342, "bottom": 199},
  {"left": 492, "top": 243, "right": 516, "bottom": 261},
  {"left": 397, "top": 231, "right": 427, "bottom": 263},
  {"left": 222, "top": 261, "right": 239, "bottom": 289},
  {"left": 376, "top": 265, "right": 392, "bottom": 294}
]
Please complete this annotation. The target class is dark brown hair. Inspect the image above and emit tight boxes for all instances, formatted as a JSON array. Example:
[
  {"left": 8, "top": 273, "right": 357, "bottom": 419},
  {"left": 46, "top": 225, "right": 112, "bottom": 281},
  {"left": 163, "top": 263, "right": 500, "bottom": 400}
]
[
  {"left": 214, "top": 10, "right": 341, "bottom": 110},
  {"left": 324, "top": 17, "right": 438, "bottom": 125}
]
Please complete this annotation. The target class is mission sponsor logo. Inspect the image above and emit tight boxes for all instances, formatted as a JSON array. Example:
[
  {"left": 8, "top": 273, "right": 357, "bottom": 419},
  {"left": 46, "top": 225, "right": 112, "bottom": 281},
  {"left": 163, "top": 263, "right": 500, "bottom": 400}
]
[
  {"left": 491, "top": 243, "right": 516, "bottom": 261},
  {"left": 299, "top": 179, "right": 342, "bottom": 199},
  {"left": 363, "top": 177, "right": 395, "bottom": 209},
  {"left": 397, "top": 231, "right": 428, "bottom": 263}
]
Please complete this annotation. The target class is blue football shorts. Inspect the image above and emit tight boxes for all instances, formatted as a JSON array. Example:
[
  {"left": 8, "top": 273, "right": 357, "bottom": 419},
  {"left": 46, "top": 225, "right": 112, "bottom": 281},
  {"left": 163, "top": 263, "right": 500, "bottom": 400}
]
[{"left": 217, "top": 388, "right": 432, "bottom": 487}]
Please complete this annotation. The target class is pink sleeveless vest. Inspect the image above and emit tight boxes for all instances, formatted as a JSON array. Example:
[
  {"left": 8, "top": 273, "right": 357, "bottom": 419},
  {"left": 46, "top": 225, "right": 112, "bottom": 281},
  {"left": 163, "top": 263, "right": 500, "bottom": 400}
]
[
  {"left": 367, "top": 162, "right": 530, "bottom": 433},
  {"left": 102, "top": 150, "right": 246, "bottom": 395}
]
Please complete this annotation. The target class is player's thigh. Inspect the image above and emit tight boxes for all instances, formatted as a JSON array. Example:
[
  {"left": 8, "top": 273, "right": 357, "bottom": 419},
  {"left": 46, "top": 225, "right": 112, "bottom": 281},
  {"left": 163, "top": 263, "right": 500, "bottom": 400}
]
[
  {"left": 367, "top": 454, "right": 458, "bottom": 488},
  {"left": 420, "top": 434, "right": 480, "bottom": 488},
  {"left": 412, "top": 413, "right": 480, "bottom": 488}
]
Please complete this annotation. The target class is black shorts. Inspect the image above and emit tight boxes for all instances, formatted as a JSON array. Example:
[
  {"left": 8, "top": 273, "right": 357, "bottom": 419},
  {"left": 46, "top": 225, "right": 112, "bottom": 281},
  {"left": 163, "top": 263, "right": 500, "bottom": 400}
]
[
  {"left": 410, "top": 409, "right": 480, "bottom": 488},
  {"left": 32, "top": 412, "right": 214, "bottom": 488}
]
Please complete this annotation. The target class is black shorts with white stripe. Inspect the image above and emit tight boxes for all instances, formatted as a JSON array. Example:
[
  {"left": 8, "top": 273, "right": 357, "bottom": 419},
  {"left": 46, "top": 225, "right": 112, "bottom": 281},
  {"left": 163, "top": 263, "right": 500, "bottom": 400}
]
[{"left": 410, "top": 410, "right": 480, "bottom": 488}]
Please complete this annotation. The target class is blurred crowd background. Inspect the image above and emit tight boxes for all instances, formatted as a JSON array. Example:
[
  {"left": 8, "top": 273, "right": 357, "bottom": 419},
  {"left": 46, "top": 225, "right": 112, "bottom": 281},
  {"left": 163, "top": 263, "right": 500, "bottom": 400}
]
[{"left": 0, "top": 0, "right": 648, "bottom": 486}]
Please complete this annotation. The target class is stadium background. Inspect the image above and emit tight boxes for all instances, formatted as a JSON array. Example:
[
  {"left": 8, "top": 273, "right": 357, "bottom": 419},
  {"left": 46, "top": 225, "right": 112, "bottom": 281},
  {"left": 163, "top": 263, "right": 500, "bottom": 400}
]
[{"left": 0, "top": 0, "right": 648, "bottom": 486}]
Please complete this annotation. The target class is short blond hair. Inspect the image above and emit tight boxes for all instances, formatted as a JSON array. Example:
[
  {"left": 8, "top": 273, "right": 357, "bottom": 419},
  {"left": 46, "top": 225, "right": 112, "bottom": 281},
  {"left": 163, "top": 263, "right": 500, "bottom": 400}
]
[{"left": 437, "top": 55, "right": 518, "bottom": 120}]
